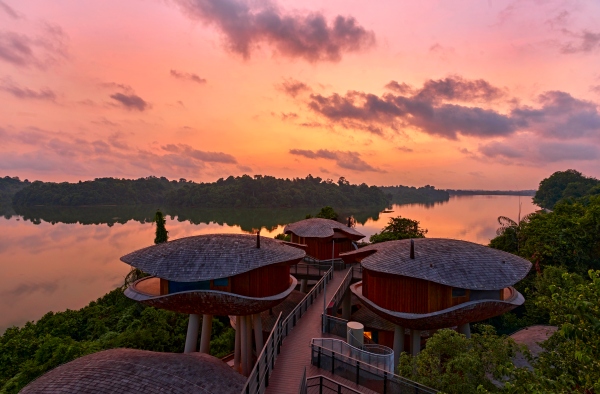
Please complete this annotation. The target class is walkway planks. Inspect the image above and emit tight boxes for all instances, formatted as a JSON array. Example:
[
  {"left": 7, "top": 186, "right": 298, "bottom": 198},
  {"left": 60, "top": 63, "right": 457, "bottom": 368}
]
[{"left": 266, "top": 267, "right": 349, "bottom": 394}]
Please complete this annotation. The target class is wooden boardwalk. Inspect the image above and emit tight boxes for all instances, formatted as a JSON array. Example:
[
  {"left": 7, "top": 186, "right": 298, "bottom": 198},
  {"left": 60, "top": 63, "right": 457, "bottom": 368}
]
[{"left": 266, "top": 267, "right": 374, "bottom": 394}]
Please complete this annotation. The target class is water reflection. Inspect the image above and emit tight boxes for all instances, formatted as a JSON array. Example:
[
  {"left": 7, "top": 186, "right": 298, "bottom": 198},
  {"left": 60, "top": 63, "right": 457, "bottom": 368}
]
[
  {"left": 0, "top": 195, "right": 537, "bottom": 332},
  {"left": 12, "top": 205, "right": 385, "bottom": 232}
]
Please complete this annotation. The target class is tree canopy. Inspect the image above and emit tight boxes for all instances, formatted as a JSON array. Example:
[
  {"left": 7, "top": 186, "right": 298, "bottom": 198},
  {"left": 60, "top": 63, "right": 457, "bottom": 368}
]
[
  {"left": 369, "top": 216, "right": 428, "bottom": 243},
  {"left": 533, "top": 169, "right": 600, "bottom": 210}
]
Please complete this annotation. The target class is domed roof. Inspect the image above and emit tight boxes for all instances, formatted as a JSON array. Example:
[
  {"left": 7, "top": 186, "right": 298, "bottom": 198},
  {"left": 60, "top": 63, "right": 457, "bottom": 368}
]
[
  {"left": 284, "top": 218, "right": 365, "bottom": 239},
  {"left": 121, "top": 234, "right": 305, "bottom": 282},
  {"left": 341, "top": 238, "right": 531, "bottom": 290},
  {"left": 21, "top": 349, "right": 245, "bottom": 394}
]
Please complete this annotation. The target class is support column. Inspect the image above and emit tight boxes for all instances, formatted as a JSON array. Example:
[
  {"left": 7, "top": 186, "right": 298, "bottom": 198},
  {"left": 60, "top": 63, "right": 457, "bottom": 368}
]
[
  {"left": 184, "top": 314, "right": 200, "bottom": 353},
  {"left": 234, "top": 316, "right": 241, "bottom": 372},
  {"left": 199, "top": 314, "right": 212, "bottom": 354},
  {"left": 410, "top": 329, "right": 421, "bottom": 356},
  {"left": 342, "top": 290, "right": 352, "bottom": 320},
  {"left": 253, "top": 314, "right": 264, "bottom": 355},
  {"left": 245, "top": 315, "right": 253, "bottom": 374},
  {"left": 240, "top": 315, "right": 249, "bottom": 376},
  {"left": 300, "top": 278, "right": 308, "bottom": 293},
  {"left": 458, "top": 323, "right": 471, "bottom": 339},
  {"left": 393, "top": 325, "right": 405, "bottom": 367}
]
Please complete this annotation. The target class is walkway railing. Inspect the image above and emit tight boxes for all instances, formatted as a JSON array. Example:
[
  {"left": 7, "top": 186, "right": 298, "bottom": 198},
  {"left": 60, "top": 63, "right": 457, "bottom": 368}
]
[
  {"left": 300, "top": 374, "right": 363, "bottom": 394},
  {"left": 242, "top": 265, "right": 334, "bottom": 394},
  {"left": 328, "top": 267, "right": 354, "bottom": 313},
  {"left": 310, "top": 341, "right": 438, "bottom": 394},
  {"left": 312, "top": 338, "right": 394, "bottom": 373},
  {"left": 281, "top": 265, "right": 333, "bottom": 338},
  {"left": 323, "top": 314, "right": 350, "bottom": 338}
]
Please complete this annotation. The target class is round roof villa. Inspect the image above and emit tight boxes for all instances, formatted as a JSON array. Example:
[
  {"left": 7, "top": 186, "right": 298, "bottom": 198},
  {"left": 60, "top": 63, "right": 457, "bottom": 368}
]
[
  {"left": 122, "top": 234, "right": 305, "bottom": 316},
  {"left": 284, "top": 218, "right": 364, "bottom": 261},
  {"left": 341, "top": 238, "right": 532, "bottom": 331},
  {"left": 21, "top": 349, "right": 245, "bottom": 394},
  {"left": 284, "top": 218, "right": 365, "bottom": 240},
  {"left": 121, "top": 233, "right": 305, "bottom": 282},
  {"left": 345, "top": 238, "right": 531, "bottom": 290}
]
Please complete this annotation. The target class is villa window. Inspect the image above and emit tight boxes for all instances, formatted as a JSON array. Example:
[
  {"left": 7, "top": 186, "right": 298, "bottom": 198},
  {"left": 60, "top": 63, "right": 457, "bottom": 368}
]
[
  {"left": 213, "top": 278, "right": 229, "bottom": 287},
  {"left": 452, "top": 287, "right": 467, "bottom": 298}
]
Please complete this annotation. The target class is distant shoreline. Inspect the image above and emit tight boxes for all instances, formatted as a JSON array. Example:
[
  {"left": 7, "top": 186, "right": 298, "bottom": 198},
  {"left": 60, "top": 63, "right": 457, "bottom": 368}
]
[{"left": 446, "top": 190, "right": 536, "bottom": 196}]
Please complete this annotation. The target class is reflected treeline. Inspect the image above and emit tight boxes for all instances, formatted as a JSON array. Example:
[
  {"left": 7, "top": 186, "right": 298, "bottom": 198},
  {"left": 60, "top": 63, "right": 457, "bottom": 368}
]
[{"left": 11, "top": 204, "right": 386, "bottom": 232}]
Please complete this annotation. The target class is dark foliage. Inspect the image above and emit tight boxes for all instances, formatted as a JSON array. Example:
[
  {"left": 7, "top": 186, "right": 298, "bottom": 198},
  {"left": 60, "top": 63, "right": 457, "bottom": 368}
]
[
  {"left": 11, "top": 175, "right": 388, "bottom": 209},
  {"left": 13, "top": 176, "right": 180, "bottom": 207},
  {"left": 370, "top": 216, "right": 428, "bottom": 243},
  {"left": 0, "top": 289, "right": 234, "bottom": 393},
  {"left": 381, "top": 185, "right": 449, "bottom": 204},
  {"left": 154, "top": 210, "right": 169, "bottom": 244},
  {"left": 533, "top": 169, "right": 600, "bottom": 210},
  {"left": 0, "top": 176, "right": 30, "bottom": 215}
]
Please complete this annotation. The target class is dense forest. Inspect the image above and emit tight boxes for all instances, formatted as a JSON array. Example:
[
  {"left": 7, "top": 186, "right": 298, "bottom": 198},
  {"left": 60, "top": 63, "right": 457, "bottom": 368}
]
[
  {"left": 11, "top": 175, "right": 389, "bottom": 209},
  {"left": 0, "top": 177, "right": 30, "bottom": 215},
  {"left": 380, "top": 185, "right": 449, "bottom": 204}
]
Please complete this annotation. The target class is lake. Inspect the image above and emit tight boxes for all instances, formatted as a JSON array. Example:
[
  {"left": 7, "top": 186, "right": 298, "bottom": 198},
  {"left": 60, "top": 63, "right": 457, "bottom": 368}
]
[{"left": 0, "top": 195, "right": 537, "bottom": 332}]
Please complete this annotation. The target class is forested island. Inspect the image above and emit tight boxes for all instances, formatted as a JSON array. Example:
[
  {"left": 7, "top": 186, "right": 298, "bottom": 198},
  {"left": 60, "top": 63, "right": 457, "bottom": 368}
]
[
  {"left": 446, "top": 189, "right": 536, "bottom": 196},
  {"left": 380, "top": 184, "right": 449, "bottom": 204}
]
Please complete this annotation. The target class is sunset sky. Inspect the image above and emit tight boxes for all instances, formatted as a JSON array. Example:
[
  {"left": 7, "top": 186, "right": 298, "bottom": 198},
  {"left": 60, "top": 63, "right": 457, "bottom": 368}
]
[{"left": 1, "top": 0, "right": 599, "bottom": 189}]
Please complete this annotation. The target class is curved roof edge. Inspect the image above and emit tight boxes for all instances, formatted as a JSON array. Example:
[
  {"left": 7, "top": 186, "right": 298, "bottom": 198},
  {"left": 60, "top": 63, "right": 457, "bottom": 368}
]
[
  {"left": 341, "top": 238, "right": 532, "bottom": 290},
  {"left": 284, "top": 218, "right": 365, "bottom": 240}
]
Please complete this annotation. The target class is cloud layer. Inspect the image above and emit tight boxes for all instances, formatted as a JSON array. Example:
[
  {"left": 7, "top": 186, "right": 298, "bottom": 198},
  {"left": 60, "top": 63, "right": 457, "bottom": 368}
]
[
  {"left": 174, "top": 0, "right": 375, "bottom": 62},
  {"left": 289, "top": 148, "right": 383, "bottom": 172},
  {"left": 306, "top": 76, "right": 600, "bottom": 142},
  {"left": 170, "top": 69, "right": 207, "bottom": 84}
]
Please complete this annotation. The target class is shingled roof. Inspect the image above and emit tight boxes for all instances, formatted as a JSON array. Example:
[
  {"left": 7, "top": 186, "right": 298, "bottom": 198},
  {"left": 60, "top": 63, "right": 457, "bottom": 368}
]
[
  {"left": 284, "top": 218, "right": 365, "bottom": 239},
  {"left": 21, "top": 349, "right": 244, "bottom": 394},
  {"left": 341, "top": 238, "right": 531, "bottom": 290},
  {"left": 121, "top": 234, "right": 305, "bottom": 282}
]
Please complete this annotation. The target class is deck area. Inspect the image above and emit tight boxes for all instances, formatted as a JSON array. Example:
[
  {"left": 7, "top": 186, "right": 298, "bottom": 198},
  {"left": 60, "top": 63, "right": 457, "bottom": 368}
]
[{"left": 267, "top": 267, "right": 373, "bottom": 394}]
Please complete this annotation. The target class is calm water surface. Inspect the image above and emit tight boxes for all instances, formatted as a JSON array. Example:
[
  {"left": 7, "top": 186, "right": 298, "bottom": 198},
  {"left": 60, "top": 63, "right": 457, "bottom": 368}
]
[{"left": 0, "top": 195, "right": 537, "bottom": 332}]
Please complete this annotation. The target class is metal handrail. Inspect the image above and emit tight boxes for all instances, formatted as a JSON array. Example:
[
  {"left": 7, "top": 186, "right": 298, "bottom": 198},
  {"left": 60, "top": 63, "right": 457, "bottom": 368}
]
[
  {"left": 312, "top": 338, "right": 394, "bottom": 373},
  {"left": 328, "top": 267, "right": 354, "bottom": 313},
  {"left": 311, "top": 342, "right": 438, "bottom": 394},
  {"left": 304, "top": 375, "right": 363, "bottom": 394}
]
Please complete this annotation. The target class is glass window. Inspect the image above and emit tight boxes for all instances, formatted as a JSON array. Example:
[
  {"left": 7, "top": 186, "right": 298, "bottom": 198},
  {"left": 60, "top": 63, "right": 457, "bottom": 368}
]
[
  {"left": 213, "top": 278, "right": 229, "bottom": 287},
  {"left": 452, "top": 288, "right": 467, "bottom": 297}
]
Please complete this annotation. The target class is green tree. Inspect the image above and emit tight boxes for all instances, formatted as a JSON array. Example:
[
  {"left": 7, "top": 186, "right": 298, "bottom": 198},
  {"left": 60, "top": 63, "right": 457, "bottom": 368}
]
[
  {"left": 533, "top": 169, "right": 599, "bottom": 210},
  {"left": 397, "top": 326, "right": 520, "bottom": 394},
  {"left": 370, "top": 216, "right": 427, "bottom": 243},
  {"left": 154, "top": 210, "right": 168, "bottom": 244},
  {"left": 506, "top": 270, "right": 600, "bottom": 393},
  {"left": 315, "top": 206, "right": 338, "bottom": 220}
]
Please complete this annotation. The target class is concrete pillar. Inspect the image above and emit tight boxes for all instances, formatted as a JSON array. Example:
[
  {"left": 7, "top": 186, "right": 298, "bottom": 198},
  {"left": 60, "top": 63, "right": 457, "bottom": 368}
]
[
  {"left": 458, "top": 323, "right": 471, "bottom": 339},
  {"left": 199, "top": 314, "right": 212, "bottom": 354},
  {"left": 240, "top": 315, "right": 249, "bottom": 376},
  {"left": 300, "top": 278, "right": 308, "bottom": 293},
  {"left": 184, "top": 314, "right": 200, "bottom": 353},
  {"left": 234, "top": 316, "right": 241, "bottom": 372},
  {"left": 342, "top": 290, "right": 352, "bottom": 320},
  {"left": 245, "top": 315, "right": 253, "bottom": 374},
  {"left": 253, "top": 314, "right": 264, "bottom": 355},
  {"left": 410, "top": 329, "right": 421, "bottom": 356},
  {"left": 393, "top": 325, "right": 405, "bottom": 367}
]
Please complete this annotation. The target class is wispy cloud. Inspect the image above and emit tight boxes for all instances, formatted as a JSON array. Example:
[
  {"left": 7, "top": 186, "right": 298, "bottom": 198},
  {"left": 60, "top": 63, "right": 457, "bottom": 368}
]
[
  {"left": 289, "top": 148, "right": 384, "bottom": 172},
  {"left": 0, "top": 24, "right": 68, "bottom": 69},
  {"left": 0, "top": 78, "right": 56, "bottom": 101},
  {"left": 0, "top": 1, "right": 20, "bottom": 19},
  {"left": 170, "top": 69, "right": 207, "bottom": 84},
  {"left": 110, "top": 93, "right": 148, "bottom": 111}
]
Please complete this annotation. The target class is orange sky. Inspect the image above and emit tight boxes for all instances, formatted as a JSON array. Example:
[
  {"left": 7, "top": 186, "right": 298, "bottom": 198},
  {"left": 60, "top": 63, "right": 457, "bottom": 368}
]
[{"left": 1, "top": 0, "right": 599, "bottom": 189}]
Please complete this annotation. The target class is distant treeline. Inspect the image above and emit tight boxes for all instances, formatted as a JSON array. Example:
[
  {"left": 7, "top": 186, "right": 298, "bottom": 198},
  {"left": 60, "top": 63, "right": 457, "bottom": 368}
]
[
  {"left": 11, "top": 175, "right": 388, "bottom": 209},
  {"left": 446, "top": 189, "right": 536, "bottom": 196},
  {"left": 380, "top": 185, "right": 449, "bottom": 204},
  {"left": 0, "top": 177, "right": 30, "bottom": 213}
]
